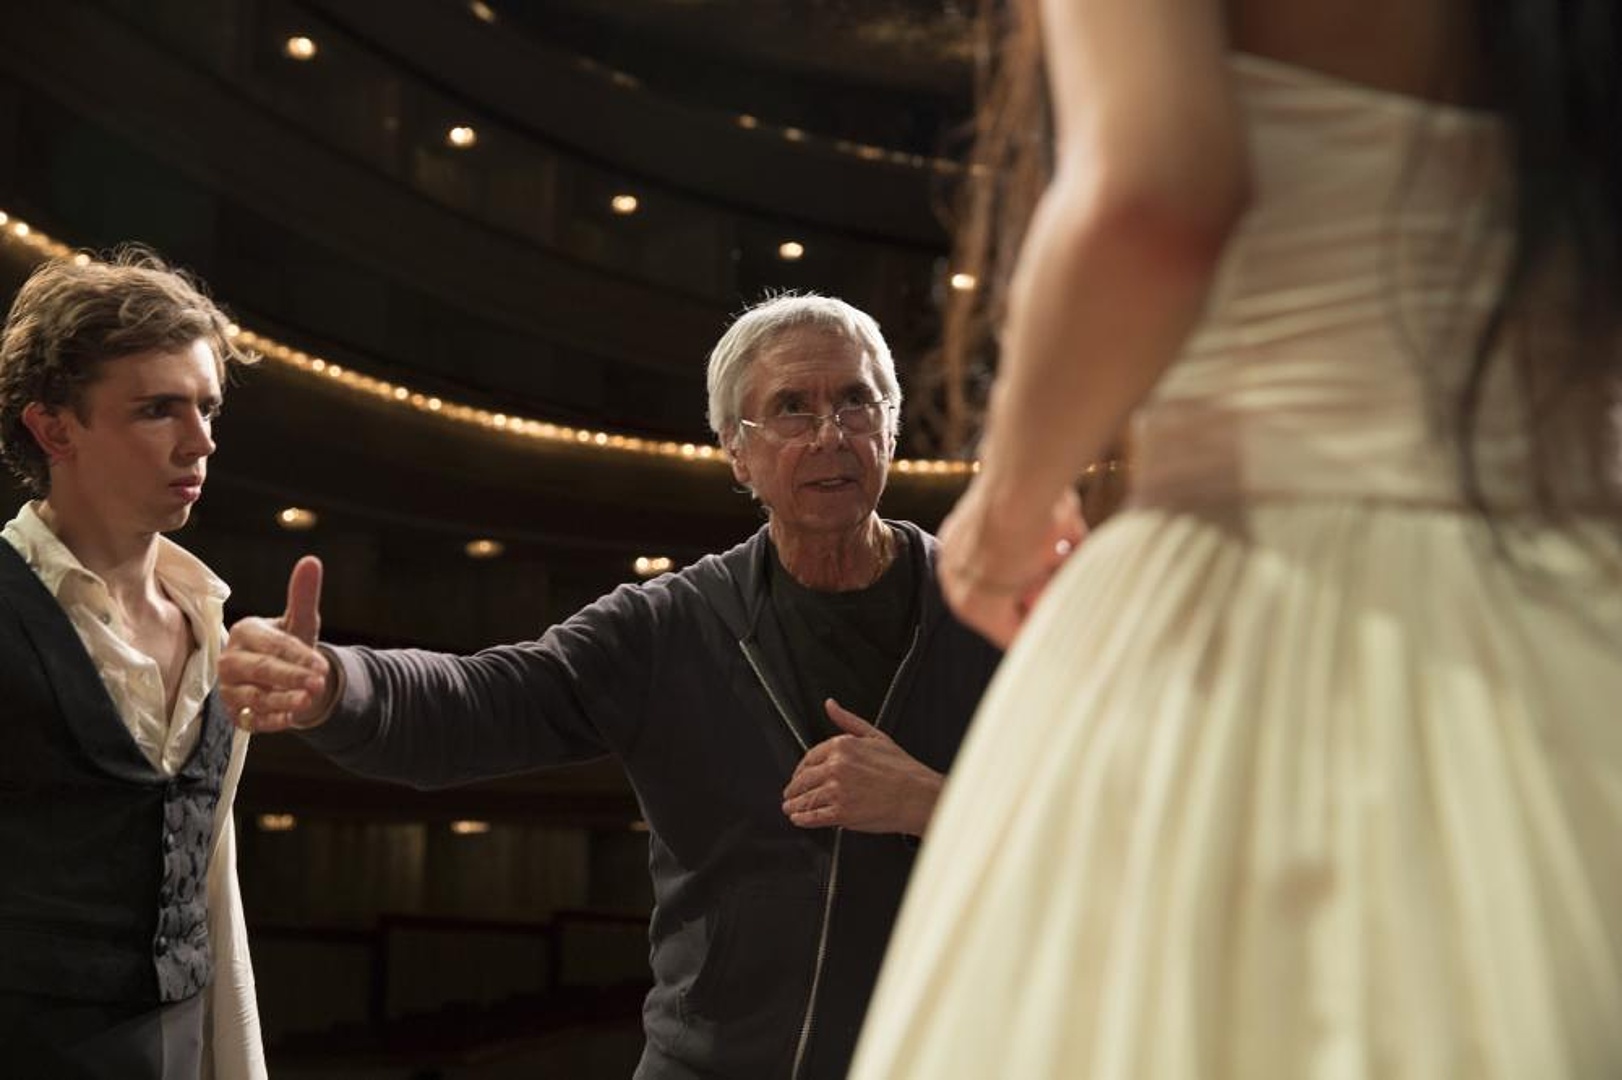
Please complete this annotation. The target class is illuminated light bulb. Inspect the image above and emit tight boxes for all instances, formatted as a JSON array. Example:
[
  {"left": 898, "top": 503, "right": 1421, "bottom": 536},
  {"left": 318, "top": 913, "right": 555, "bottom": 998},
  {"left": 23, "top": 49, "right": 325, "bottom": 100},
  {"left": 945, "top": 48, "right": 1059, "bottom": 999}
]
[
  {"left": 275, "top": 507, "right": 318, "bottom": 531},
  {"left": 464, "top": 539, "right": 504, "bottom": 559},
  {"left": 777, "top": 240, "right": 805, "bottom": 261},
  {"left": 446, "top": 125, "right": 478, "bottom": 149},
  {"left": 950, "top": 272, "right": 977, "bottom": 291},
  {"left": 736, "top": 114, "right": 759, "bottom": 130},
  {"left": 257, "top": 813, "right": 297, "bottom": 832},
  {"left": 610, "top": 193, "right": 639, "bottom": 215},
  {"left": 450, "top": 819, "right": 491, "bottom": 835},
  {"left": 284, "top": 36, "right": 317, "bottom": 61},
  {"left": 469, "top": 0, "right": 497, "bottom": 22}
]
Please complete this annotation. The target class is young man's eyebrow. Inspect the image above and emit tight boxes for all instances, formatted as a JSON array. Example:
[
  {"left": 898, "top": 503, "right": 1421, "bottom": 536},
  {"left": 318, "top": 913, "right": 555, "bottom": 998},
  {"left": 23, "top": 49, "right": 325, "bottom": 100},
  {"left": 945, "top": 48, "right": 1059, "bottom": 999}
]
[{"left": 131, "top": 392, "right": 223, "bottom": 409}]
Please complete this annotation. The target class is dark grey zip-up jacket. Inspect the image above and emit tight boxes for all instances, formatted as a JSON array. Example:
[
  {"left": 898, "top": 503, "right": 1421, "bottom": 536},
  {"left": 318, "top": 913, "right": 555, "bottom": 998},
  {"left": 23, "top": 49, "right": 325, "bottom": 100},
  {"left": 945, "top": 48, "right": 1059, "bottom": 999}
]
[{"left": 303, "top": 519, "right": 1001, "bottom": 1079}]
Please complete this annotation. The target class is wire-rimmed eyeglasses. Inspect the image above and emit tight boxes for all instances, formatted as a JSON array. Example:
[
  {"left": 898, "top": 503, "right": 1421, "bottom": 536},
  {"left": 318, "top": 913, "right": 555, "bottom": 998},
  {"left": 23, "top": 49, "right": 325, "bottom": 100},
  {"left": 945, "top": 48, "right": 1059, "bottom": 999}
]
[{"left": 738, "top": 401, "right": 891, "bottom": 445}]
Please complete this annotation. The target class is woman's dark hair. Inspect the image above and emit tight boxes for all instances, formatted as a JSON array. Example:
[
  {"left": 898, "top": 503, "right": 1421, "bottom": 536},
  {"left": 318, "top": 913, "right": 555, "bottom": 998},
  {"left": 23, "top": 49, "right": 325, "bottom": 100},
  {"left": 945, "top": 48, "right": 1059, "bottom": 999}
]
[
  {"left": 939, "top": 0, "right": 1049, "bottom": 455},
  {"left": 1463, "top": 3, "right": 1622, "bottom": 519},
  {"left": 945, "top": 0, "right": 1622, "bottom": 521}
]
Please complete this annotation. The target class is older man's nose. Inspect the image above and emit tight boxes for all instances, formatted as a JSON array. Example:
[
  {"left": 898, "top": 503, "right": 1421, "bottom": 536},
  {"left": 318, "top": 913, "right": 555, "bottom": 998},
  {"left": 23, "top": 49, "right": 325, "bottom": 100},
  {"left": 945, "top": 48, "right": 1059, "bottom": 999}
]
[{"left": 810, "top": 411, "right": 847, "bottom": 448}]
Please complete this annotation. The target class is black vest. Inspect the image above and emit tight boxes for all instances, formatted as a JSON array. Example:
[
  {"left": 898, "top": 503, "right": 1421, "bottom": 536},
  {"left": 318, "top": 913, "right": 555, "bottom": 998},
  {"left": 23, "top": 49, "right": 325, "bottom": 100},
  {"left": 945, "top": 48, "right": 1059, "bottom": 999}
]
[{"left": 0, "top": 542, "right": 233, "bottom": 1005}]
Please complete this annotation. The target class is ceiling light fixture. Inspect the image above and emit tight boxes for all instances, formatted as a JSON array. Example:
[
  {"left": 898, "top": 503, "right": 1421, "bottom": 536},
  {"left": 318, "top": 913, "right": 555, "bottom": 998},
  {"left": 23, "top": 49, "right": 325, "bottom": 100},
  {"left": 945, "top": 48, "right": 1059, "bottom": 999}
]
[
  {"left": 777, "top": 241, "right": 805, "bottom": 261},
  {"left": 610, "top": 193, "right": 639, "bottom": 215},
  {"left": 464, "top": 539, "right": 505, "bottom": 559},
  {"left": 283, "top": 36, "right": 317, "bottom": 61},
  {"left": 275, "top": 507, "right": 318, "bottom": 530},
  {"left": 446, "top": 125, "right": 478, "bottom": 149}
]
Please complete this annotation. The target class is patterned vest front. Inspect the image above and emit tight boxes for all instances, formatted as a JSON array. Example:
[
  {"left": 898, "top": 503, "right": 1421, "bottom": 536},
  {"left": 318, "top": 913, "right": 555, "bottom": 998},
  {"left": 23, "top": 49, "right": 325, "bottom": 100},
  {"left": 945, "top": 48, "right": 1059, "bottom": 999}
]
[{"left": 0, "top": 543, "right": 233, "bottom": 1004}]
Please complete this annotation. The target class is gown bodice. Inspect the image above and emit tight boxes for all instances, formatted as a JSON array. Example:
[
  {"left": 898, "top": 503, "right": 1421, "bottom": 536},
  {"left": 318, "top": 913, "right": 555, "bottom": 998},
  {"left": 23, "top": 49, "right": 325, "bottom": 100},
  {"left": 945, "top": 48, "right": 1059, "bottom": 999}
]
[{"left": 1134, "top": 55, "right": 1519, "bottom": 508}]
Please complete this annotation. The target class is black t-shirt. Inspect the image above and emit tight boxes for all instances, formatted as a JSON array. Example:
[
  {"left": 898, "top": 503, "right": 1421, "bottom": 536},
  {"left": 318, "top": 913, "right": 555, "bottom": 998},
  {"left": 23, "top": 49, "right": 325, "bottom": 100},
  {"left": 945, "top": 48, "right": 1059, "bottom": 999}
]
[{"left": 766, "top": 530, "right": 918, "bottom": 743}]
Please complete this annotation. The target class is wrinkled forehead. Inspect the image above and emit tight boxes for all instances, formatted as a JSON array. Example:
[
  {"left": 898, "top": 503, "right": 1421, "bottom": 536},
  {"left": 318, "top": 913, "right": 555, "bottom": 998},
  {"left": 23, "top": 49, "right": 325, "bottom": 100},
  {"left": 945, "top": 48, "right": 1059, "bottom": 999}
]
[{"left": 744, "top": 328, "right": 879, "bottom": 405}]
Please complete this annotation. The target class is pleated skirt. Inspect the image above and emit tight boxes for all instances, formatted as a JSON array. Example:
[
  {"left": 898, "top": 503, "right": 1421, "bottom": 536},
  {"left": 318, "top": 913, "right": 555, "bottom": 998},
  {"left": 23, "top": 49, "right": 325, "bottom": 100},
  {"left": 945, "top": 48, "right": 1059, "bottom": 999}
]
[{"left": 851, "top": 499, "right": 1622, "bottom": 1079}]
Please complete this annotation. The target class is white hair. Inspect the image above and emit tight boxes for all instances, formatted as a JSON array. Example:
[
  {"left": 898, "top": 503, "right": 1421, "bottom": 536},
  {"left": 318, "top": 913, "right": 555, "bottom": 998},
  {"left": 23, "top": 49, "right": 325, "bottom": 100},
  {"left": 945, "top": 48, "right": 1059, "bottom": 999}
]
[{"left": 705, "top": 292, "right": 902, "bottom": 447}]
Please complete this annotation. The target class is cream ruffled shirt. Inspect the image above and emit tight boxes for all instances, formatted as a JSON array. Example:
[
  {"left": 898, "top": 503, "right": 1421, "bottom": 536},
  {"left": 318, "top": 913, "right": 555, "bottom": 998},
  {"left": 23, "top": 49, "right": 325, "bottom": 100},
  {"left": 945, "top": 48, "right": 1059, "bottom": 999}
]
[{"left": 2, "top": 502, "right": 266, "bottom": 1080}]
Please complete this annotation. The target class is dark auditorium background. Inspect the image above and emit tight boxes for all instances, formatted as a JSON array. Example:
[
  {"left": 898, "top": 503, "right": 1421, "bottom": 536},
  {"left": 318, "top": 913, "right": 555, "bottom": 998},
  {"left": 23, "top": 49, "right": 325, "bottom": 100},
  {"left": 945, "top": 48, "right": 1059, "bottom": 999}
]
[{"left": 0, "top": 3, "right": 1120, "bottom": 1075}]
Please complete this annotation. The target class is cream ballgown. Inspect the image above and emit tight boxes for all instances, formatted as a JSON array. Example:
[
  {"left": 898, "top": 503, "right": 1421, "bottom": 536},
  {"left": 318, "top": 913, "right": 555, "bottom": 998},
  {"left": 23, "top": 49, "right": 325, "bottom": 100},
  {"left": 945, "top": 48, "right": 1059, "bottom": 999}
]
[{"left": 850, "top": 55, "right": 1622, "bottom": 1080}]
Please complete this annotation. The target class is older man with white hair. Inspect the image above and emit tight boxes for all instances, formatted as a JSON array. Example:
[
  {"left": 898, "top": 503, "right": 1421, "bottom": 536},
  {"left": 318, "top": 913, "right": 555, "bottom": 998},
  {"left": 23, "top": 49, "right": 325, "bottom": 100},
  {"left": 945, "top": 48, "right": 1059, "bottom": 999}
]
[{"left": 219, "top": 294, "right": 1076, "bottom": 1080}]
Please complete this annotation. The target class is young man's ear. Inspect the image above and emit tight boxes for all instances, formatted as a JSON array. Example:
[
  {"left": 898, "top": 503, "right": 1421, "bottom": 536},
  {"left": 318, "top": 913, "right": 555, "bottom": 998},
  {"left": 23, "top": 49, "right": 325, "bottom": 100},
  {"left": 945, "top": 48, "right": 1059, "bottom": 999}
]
[{"left": 19, "top": 402, "right": 73, "bottom": 465}]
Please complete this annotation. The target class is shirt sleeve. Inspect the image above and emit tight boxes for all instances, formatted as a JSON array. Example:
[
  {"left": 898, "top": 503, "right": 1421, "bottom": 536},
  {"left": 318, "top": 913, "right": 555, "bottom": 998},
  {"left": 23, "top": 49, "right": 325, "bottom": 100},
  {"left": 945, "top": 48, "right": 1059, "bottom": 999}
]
[
  {"left": 203, "top": 730, "right": 268, "bottom": 1080},
  {"left": 300, "top": 581, "right": 665, "bottom": 788},
  {"left": 203, "top": 809, "right": 267, "bottom": 1080}
]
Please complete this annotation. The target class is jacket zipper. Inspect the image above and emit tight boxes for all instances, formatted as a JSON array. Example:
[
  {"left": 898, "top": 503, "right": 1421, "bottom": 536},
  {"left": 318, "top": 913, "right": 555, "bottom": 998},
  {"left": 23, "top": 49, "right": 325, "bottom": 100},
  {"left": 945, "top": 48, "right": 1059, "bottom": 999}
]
[{"left": 741, "top": 622, "right": 922, "bottom": 1080}]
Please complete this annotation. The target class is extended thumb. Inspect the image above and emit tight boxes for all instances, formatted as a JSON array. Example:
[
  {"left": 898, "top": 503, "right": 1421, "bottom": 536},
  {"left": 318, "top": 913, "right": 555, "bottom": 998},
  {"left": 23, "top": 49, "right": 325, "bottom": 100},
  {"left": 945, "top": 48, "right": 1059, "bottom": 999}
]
[
  {"left": 824, "top": 698, "right": 878, "bottom": 736},
  {"left": 282, "top": 555, "right": 324, "bottom": 645}
]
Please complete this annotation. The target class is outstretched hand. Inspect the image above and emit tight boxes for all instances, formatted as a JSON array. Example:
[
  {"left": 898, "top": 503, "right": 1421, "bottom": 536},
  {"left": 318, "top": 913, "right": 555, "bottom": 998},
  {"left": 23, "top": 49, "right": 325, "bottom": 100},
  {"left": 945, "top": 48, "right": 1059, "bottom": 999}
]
[
  {"left": 782, "top": 699, "right": 944, "bottom": 836},
  {"left": 219, "top": 556, "right": 333, "bottom": 733},
  {"left": 939, "top": 483, "right": 1087, "bottom": 650}
]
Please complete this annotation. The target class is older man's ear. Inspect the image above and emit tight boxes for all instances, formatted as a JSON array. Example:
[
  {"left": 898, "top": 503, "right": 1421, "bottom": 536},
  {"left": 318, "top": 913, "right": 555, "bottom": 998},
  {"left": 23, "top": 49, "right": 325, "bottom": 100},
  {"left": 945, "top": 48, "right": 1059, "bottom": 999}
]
[
  {"left": 728, "top": 457, "right": 752, "bottom": 487},
  {"left": 726, "top": 432, "right": 753, "bottom": 487}
]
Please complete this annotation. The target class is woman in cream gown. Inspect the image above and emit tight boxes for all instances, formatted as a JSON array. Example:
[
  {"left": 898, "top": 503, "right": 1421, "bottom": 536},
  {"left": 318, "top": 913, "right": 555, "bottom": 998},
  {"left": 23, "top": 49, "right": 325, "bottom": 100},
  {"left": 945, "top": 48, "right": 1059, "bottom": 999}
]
[{"left": 849, "top": 0, "right": 1622, "bottom": 1077}]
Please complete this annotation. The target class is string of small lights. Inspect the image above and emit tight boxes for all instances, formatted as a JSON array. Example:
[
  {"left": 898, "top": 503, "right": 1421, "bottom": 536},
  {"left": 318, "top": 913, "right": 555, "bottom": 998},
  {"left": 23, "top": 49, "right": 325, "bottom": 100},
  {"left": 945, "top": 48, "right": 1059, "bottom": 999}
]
[{"left": 0, "top": 207, "right": 1124, "bottom": 481}]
